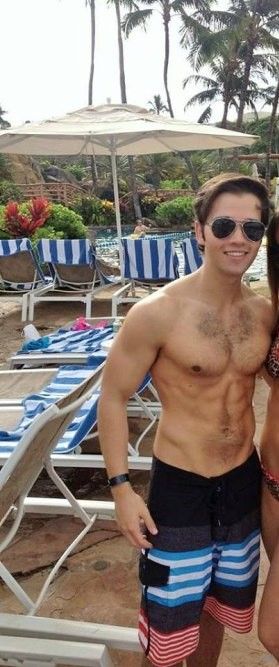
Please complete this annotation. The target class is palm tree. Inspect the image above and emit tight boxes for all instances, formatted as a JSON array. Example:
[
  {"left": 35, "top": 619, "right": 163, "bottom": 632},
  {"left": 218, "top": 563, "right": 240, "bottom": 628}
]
[
  {"left": 180, "top": 6, "right": 279, "bottom": 128},
  {"left": 201, "top": 2, "right": 279, "bottom": 132},
  {"left": 85, "top": 0, "right": 96, "bottom": 105},
  {"left": 233, "top": 0, "right": 279, "bottom": 132},
  {"left": 265, "top": 77, "right": 279, "bottom": 187},
  {"left": 107, "top": 0, "right": 142, "bottom": 218},
  {"left": 123, "top": 1, "right": 210, "bottom": 119},
  {"left": 0, "top": 106, "right": 10, "bottom": 129},
  {"left": 123, "top": 1, "right": 213, "bottom": 190},
  {"left": 148, "top": 94, "right": 169, "bottom": 114},
  {"left": 184, "top": 58, "right": 275, "bottom": 127},
  {"left": 85, "top": 0, "right": 98, "bottom": 187}
]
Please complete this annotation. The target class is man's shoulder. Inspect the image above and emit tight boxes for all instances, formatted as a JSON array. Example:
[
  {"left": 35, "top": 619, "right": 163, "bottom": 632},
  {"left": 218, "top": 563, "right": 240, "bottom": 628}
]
[{"left": 244, "top": 287, "right": 274, "bottom": 328}]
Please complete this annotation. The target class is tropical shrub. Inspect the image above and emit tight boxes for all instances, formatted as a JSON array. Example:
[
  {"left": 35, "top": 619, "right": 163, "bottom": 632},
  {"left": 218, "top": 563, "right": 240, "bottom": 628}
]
[
  {"left": 0, "top": 181, "right": 23, "bottom": 205},
  {"left": 32, "top": 226, "right": 64, "bottom": 241},
  {"left": 155, "top": 196, "right": 195, "bottom": 228},
  {"left": 72, "top": 196, "right": 116, "bottom": 226},
  {"left": 72, "top": 196, "right": 104, "bottom": 226},
  {"left": 47, "top": 204, "right": 86, "bottom": 238},
  {"left": 140, "top": 193, "right": 169, "bottom": 218},
  {"left": 0, "top": 204, "right": 8, "bottom": 238},
  {"left": 160, "top": 179, "right": 187, "bottom": 190},
  {"left": 101, "top": 199, "right": 116, "bottom": 225},
  {"left": 65, "top": 163, "right": 88, "bottom": 181},
  {"left": 4, "top": 198, "right": 51, "bottom": 237}
]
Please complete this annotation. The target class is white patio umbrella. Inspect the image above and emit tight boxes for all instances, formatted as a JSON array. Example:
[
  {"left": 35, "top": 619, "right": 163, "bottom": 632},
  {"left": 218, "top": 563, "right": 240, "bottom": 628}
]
[{"left": 0, "top": 103, "right": 257, "bottom": 260}]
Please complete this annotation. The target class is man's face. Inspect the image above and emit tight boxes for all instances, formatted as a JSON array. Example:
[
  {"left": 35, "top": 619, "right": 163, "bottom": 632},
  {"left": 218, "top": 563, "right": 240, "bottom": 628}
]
[{"left": 195, "top": 192, "right": 263, "bottom": 278}]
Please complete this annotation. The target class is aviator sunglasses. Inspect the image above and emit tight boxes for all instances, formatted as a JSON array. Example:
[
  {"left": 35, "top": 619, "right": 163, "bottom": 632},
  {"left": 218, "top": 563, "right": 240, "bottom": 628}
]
[{"left": 206, "top": 217, "right": 265, "bottom": 242}]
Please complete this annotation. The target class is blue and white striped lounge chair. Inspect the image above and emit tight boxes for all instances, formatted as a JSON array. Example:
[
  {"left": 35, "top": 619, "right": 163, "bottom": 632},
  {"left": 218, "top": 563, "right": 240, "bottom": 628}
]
[
  {"left": 10, "top": 320, "right": 115, "bottom": 368},
  {"left": 0, "top": 238, "right": 54, "bottom": 321},
  {"left": 0, "top": 363, "right": 116, "bottom": 617},
  {"left": 0, "top": 358, "right": 157, "bottom": 465},
  {"left": 180, "top": 237, "right": 203, "bottom": 275},
  {"left": 112, "top": 237, "right": 179, "bottom": 316},
  {"left": 29, "top": 239, "right": 119, "bottom": 320}
]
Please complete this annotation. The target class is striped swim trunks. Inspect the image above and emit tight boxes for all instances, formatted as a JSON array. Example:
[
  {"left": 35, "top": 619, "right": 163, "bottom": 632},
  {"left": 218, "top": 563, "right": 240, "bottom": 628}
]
[{"left": 138, "top": 449, "right": 261, "bottom": 667}]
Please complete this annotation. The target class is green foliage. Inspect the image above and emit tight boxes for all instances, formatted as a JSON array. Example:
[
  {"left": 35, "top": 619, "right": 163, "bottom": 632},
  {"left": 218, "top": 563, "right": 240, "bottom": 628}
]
[
  {"left": 0, "top": 204, "right": 9, "bottom": 239},
  {"left": 32, "top": 226, "right": 64, "bottom": 241},
  {"left": 0, "top": 156, "right": 10, "bottom": 180},
  {"left": 243, "top": 116, "right": 279, "bottom": 154},
  {"left": 140, "top": 192, "right": 170, "bottom": 218},
  {"left": 65, "top": 164, "right": 88, "bottom": 181},
  {"left": 155, "top": 196, "right": 195, "bottom": 228},
  {"left": 72, "top": 196, "right": 116, "bottom": 226},
  {"left": 160, "top": 179, "right": 187, "bottom": 190},
  {"left": 0, "top": 181, "right": 23, "bottom": 205},
  {"left": 47, "top": 204, "right": 87, "bottom": 238}
]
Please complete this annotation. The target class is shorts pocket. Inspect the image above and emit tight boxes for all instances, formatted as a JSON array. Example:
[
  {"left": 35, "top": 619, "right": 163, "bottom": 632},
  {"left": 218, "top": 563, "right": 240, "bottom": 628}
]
[{"left": 139, "top": 553, "right": 170, "bottom": 587}]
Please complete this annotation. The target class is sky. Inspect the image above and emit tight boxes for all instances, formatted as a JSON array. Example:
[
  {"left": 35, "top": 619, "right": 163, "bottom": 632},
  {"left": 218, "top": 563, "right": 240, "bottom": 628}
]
[{"left": 0, "top": 0, "right": 230, "bottom": 128}]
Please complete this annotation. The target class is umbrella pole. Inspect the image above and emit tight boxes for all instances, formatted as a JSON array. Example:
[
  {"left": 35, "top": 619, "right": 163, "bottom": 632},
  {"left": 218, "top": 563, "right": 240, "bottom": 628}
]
[{"left": 111, "top": 147, "right": 124, "bottom": 282}]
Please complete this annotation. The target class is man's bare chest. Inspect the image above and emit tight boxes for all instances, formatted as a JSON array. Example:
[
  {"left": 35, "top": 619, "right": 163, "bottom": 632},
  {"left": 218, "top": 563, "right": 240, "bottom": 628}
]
[{"left": 161, "top": 306, "right": 270, "bottom": 378}]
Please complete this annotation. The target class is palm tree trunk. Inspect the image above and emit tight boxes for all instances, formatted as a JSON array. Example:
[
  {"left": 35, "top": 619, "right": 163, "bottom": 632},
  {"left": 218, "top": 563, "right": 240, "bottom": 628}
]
[
  {"left": 87, "top": 0, "right": 98, "bottom": 189},
  {"left": 114, "top": 0, "right": 142, "bottom": 219},
  {"left": 219, "top": 90, "right": 231, "bottom": 172},
  {"left": 162, "top": 4, "right": 199, "bottom": 190},
  {"left": 220, "top": 94, "right": 230, "bottom": 129},
  {"left": 163, "top": 4, "right": 174, "bottom": 118},
  {"left": 88, "top": 0, "right": 95, "bottom": 106},
  {"left": 236, "top": 46, "right": 254, "bottom": 132},
  {"left": 115, "top": 0, "right": 127, "bottom": 102},
  {"left": 265, "top": 78, "right": 279, "bottom": 189}
]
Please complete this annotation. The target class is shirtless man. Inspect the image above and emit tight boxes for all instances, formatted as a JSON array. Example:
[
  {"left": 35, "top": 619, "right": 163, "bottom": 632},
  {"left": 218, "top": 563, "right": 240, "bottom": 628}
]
[{"left": 98, "top": 174, "right": 273, "bottom": 667}]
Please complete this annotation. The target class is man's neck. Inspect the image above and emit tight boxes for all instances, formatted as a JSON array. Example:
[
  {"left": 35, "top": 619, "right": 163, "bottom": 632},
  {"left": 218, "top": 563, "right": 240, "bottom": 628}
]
[{"left": 196, "top": 265, "right": 244, "bottom": 308}]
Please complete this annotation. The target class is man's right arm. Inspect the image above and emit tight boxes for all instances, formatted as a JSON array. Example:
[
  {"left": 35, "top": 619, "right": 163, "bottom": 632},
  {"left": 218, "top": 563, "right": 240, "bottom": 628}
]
[{"left": 98, "top": 297, "right": 165, "bottom": 548}]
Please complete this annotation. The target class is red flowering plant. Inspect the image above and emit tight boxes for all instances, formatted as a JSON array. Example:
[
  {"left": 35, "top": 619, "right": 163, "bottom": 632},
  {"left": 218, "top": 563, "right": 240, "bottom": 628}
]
[{"left": 4, "top": 197, "right": 51, "bottom": 237}]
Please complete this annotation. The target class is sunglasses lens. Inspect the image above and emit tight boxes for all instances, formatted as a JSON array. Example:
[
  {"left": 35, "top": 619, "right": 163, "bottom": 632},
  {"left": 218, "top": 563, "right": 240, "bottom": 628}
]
[
  {"left": 243, "top": 221, "right": 265, "bottom": 241},
  {"left": 211, "top": 217, "right": 236, "bottom": 238}
]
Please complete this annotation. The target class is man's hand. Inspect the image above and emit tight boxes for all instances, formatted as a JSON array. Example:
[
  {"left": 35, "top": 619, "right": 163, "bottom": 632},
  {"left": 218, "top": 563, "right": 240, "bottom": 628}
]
[{"left": 113, "top": 486, "right": 158, "bottom": 549}]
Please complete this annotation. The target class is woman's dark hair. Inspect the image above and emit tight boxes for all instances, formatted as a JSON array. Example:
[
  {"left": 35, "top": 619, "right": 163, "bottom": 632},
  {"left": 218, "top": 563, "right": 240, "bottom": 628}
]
[{"left": 267, "top": 210, "right": 279, "bottom": 313}]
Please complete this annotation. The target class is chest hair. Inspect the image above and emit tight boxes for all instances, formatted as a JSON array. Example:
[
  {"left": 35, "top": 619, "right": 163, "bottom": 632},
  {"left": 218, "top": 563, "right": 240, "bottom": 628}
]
[{"left": 197, "top": 306, "right": 255, "bottom": 354}]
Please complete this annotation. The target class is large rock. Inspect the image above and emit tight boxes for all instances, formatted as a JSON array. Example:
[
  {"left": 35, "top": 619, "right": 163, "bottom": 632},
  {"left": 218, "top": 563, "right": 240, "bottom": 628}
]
[
  {"left": 42, "top": 165, "right": 80, "bottom": 185},
  {"left": 4, "top": 154, "right": 43, "bottom": 184}
]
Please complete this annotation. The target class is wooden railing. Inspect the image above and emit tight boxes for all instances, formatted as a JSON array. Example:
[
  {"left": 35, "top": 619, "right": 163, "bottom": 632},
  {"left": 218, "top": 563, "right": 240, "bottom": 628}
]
[{"left": 15, "top": 182, "right": 84, "bottom": 205}]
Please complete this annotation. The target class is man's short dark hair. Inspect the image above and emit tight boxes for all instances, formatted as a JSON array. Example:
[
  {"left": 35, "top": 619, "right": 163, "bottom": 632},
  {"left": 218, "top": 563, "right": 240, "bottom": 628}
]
[{"left": 195, "top": 173, "right": 270, "bottom": 228}]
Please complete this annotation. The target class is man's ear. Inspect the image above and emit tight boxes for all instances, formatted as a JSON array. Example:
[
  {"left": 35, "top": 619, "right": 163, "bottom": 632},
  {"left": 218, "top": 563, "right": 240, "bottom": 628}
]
[{"left": 194, "top": 220, "right": 205, "bottom": 251}]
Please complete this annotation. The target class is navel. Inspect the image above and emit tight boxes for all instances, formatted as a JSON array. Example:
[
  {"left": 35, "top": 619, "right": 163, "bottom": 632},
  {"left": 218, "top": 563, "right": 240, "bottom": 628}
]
[{"left": 192, "top": 365, "right": 202, "bottom": 373}]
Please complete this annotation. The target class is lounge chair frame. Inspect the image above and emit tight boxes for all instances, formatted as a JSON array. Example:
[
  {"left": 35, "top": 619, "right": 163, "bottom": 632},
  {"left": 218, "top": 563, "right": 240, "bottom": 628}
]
[
  {"left": 112, "top": 238, "right": 179, "bottom": 317},
  {"left": 0, "top": 613, "right": 140, "bottom": 666},
  {"left": 0, "top": 239, "right": 54, "bottom": 321},
  {"left": 0, "top": 365, "right": 117, "bottom": 615},
  {"left": 29, "top": 240, "right": 120, "bottom": 320}
]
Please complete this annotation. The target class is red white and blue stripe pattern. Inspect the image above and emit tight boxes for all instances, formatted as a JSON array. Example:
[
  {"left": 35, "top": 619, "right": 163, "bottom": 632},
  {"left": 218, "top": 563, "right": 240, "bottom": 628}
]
[
  {"left": 121, "top": 238, "right": 179, "bottom": 281},
  {"left": 139, "top": 529, "right": 260, "bottom": 666}
]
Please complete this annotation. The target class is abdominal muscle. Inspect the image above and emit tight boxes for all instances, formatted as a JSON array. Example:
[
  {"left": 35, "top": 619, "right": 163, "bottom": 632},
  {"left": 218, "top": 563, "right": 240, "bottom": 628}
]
[{"left": 152, "top": 371, "right": 256, "bottom": 478}]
